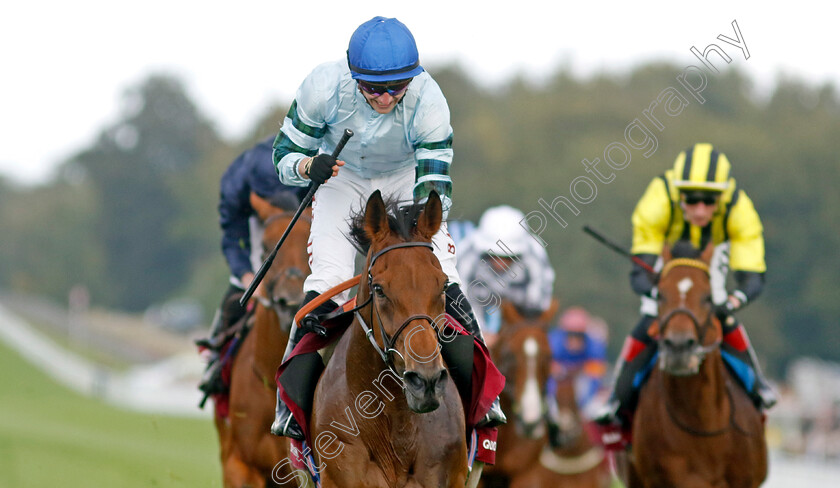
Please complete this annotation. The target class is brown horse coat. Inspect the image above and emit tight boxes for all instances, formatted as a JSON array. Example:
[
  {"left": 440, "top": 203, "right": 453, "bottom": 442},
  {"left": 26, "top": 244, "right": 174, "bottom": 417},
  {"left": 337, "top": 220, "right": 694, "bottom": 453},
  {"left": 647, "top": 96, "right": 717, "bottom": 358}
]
[
  {"left": 628, "top": 243, "right": 767, "bottom": 488},
  {"left": 309, "top": 191, "right": 468, "bottom": 487},
  {"left": 215, "top": 194, "right": 311, "bottom": 488}
]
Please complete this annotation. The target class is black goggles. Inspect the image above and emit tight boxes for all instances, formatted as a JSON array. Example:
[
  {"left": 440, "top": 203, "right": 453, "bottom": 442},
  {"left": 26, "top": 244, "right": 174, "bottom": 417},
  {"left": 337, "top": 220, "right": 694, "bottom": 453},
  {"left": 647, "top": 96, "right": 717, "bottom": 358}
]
[
  {"left": 357, "top": 79, "right": 412, "bottom": 97},
  {"left": 682, "top": 191, "right": 719, "bottom": 206}
]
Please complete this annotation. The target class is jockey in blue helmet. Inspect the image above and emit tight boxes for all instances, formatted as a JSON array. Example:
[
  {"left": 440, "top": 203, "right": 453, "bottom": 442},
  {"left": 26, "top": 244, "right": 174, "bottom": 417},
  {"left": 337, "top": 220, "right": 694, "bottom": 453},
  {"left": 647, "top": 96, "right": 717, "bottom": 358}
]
[{"left": 269, "top": 16, "right": 506, "bottom": 440}]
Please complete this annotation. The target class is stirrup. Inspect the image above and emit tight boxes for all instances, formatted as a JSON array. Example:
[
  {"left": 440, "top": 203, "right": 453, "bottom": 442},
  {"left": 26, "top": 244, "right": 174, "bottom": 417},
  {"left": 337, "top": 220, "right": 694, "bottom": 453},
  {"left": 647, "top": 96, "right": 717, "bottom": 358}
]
[
  {"left": 271, "top": 403, "right": 305, "bottom": 440},
  {"left": 757, "top": 384, "right": 778, "bottom": 410},
  {"left": 476, "top": 397, "right": 507, "bottom": 428}
]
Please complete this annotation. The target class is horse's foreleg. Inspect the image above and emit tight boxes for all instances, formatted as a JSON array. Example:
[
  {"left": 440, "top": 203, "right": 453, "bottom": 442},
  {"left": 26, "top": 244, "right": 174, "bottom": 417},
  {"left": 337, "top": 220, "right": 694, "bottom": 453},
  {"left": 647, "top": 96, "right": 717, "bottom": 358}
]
[{"left": 223, "top": 449, "right": 266, "bottom": 488}]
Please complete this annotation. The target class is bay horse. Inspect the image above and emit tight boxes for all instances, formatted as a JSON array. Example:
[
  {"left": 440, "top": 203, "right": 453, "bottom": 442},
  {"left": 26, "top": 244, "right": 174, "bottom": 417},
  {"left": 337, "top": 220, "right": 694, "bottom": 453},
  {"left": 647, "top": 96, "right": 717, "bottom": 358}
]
[
  {"left": 510, "top": 372, "right": 609, "bottom": 488},
  {"left": 481, "top": 300, "right": 557, "bottom": 487},
  {"left": 628, "top": 242, "right": 767, "bottom": 488},
  {"left": 308, "top": 190, "right": 468, "bottom": 487},
  {"left": 215, "top": 193, "right": 311, "bottom": 488}
]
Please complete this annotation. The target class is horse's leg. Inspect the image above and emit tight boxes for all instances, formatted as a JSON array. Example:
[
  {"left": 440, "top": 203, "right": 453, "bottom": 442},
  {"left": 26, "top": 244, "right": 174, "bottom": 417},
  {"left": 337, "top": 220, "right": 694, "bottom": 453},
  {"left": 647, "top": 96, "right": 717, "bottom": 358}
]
[{"left": 223, "top": 447, "right": 266, "bottom": 488}]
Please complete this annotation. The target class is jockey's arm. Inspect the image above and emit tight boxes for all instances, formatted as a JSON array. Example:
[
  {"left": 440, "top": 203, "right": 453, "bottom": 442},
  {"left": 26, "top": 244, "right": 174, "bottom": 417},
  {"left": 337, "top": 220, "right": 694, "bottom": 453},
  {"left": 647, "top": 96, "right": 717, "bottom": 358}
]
[
  {"left": 411, "top": 90, "right": 454, "bottom": 217},
  {"left": 630, "top": 177, "right": 671, "bottom": 297},
  {"left": 726, "top": 189, "right": 767, "bottom": 310},
  {"left": 630, "top": 253, "right": 659, "bottom": 297},
  {"left": 219, "top": 155, "right": 255, "bottom": 280}
]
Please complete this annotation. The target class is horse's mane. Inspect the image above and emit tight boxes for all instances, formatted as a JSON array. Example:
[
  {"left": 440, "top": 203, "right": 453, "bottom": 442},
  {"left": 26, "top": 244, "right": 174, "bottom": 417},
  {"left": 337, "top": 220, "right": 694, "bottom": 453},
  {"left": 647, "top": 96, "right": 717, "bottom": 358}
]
[
  {"left": 670, "top": 240, "right": 703, "bottom": 260},
  {"left": 348, "top": 196, "right": 425, "bottom": 254}
]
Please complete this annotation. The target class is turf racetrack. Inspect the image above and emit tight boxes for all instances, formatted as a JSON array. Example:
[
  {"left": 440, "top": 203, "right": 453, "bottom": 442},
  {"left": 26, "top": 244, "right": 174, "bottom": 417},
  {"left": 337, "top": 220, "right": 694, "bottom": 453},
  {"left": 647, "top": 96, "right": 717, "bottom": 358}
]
[{"left": 0, "top": 341, "right": 221, "bottom": 487}]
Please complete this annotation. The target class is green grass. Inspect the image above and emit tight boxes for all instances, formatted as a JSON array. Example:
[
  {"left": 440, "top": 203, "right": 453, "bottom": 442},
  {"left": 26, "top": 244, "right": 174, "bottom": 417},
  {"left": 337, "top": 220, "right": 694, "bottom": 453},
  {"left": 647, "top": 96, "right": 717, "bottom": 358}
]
[{"left": 0, "top": 341, "right": 222, "bottom": 488}]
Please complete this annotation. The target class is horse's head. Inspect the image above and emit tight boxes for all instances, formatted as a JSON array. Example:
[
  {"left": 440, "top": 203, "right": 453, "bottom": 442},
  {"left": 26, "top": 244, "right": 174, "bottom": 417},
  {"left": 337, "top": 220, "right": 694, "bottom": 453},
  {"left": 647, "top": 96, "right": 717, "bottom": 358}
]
[
  {"left": 653, "top": 241, "right": 722, "bottom": 376},
  {"left": 494, "top": 300, "right": 557, "bottom": 439},
  {"left": 250, "top": 192, "right": 310, "bottom": 324},
  {"left": 353, "top": 190, "right": 449, "bottom": 414}
]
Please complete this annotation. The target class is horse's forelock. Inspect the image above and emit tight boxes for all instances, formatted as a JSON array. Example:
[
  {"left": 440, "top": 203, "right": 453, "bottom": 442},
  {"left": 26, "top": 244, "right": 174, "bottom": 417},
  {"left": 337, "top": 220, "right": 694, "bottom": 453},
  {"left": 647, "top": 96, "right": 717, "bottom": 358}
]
[{"left": 349, "top": 196, "right": 426, "bottom": 253}]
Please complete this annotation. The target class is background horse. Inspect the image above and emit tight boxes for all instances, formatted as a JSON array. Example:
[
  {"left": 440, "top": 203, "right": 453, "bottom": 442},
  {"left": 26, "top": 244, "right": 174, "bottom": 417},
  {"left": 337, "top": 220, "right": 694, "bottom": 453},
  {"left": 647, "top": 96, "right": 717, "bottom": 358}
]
[
  {"left": 481, "top": 300, "right": 557, "bottom": 487},
  {"left": 511, "top": 372, "right": 609, "bottom": 488},
  {"left": 628, "top": 242, "right": 767, "bottom": 488},
  {"left": 215, "top": 193, "right": 311, "bottom": 488},
  {"left": 308, "top": 191, "right": 468, "bottom": 487}
]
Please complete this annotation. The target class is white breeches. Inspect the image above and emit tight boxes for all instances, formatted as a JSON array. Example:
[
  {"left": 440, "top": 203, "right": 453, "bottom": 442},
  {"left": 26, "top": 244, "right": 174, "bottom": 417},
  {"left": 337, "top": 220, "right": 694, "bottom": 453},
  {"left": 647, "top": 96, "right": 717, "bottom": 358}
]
[{"left": 303, "top": 166, "right": 460, "bottom": 304}]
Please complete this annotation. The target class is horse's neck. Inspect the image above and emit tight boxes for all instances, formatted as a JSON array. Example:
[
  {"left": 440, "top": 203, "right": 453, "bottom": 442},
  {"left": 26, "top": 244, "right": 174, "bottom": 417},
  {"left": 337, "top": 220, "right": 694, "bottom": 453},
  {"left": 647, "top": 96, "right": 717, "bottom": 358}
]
[
  {"left": 660, "top": 351, "right": 729, "bottom": 424},
  {"left": 340, "top": 320, "right": 423, "bottom": 472},
  {"left": 252, "top": 306, "right": 288, "bottom": 371}
]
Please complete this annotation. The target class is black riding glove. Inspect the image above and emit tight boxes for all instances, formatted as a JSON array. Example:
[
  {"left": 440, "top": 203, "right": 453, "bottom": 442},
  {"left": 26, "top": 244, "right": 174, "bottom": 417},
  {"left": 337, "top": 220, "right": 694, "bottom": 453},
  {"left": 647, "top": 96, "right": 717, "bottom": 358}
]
[{"left": 306, "top": 154, "right": 337, "bottom": 184}]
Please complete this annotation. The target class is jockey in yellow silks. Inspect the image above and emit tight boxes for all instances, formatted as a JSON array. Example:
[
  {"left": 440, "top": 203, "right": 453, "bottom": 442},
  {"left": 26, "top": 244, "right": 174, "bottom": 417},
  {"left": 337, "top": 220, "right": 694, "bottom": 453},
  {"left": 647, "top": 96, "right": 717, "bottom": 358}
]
[{"left": 596, "top": 143, "right": 777, "bottom": 428}]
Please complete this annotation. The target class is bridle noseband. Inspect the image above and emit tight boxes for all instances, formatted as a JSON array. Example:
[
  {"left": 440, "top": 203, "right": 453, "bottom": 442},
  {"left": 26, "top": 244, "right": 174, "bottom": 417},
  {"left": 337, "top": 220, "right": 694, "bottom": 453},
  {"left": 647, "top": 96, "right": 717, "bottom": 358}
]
[{"left": 354, "top": 241, "right": 440, "bottom": 378}]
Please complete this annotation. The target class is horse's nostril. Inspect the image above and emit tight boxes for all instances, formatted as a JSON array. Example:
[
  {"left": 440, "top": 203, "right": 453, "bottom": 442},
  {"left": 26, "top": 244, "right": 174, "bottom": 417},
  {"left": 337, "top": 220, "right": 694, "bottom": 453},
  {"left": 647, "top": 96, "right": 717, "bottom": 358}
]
[
  {"left": 404, "top": 371, "right": 424, "bottom": 390},
  {"left": 437, "top": 369, "right": 448, "bottom": 384}
]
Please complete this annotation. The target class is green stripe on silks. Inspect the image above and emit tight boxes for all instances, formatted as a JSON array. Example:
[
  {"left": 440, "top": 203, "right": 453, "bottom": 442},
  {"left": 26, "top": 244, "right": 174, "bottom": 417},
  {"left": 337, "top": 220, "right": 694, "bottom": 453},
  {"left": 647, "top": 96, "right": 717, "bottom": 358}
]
[
  {"left": 273, "top": 132, "right": 318, "bottom": 162},
  {"left": 287, "top": 100, "right": 327, "bottom": 138},
  {"left": 416, "top": 159, "right": 451, "bottom": 178},
  {"left": 415, "top": 134, "right": 453, "bottom": 151}
]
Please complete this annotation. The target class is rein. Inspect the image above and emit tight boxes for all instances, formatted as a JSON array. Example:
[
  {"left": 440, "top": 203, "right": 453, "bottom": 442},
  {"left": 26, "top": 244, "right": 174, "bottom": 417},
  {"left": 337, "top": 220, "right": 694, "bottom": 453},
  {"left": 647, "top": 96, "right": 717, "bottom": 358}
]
[{"left": 356, "top": 241, "right": 438, "bottom": 379}]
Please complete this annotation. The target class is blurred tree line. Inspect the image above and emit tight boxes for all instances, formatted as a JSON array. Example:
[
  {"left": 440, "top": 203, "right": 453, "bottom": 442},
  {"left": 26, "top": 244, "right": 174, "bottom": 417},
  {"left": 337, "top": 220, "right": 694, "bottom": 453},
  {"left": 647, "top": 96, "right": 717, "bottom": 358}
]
[{"left": 1, "top": 62, "right": 837, "bottom": 376}]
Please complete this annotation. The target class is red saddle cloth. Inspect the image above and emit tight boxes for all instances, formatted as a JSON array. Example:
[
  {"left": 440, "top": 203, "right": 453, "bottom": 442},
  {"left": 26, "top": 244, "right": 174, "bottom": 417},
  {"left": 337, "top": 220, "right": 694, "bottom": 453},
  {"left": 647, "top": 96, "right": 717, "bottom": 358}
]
[{"left": 275, "top": 303, "right": 505, "bottom": 459}]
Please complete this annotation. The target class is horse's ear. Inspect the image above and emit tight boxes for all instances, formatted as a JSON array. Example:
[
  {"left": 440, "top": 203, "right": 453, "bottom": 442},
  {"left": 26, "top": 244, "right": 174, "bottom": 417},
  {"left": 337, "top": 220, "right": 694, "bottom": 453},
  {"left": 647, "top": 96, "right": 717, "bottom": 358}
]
[
  {"left": 700, "top": 241, "right": 715, "bottom": 264},
  {"left": 539, "top": 298, "right": 561, "bottom": 326},
  {"left": 364, "top": 190, "right": 389, "bottom": 242},
  {"left": 416, "top": 191, "right": 442, "bottom": 240},
  {"left": 661, "top": 243, "right": 673, "bottom": 262},
  {"left": 500, "top": 300, "right": 522, "bottom": 325},
  {"left": 250, "top": 192, "right": 274, "bottom": 221}
]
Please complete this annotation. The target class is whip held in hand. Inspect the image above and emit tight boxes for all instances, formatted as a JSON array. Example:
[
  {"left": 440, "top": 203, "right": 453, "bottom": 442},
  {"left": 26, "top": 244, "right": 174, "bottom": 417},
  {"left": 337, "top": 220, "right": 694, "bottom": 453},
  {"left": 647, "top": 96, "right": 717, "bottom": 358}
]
[
  {"left": 240, "top": 129, "right": 354, "bottom": 306},
  {"left": 582, "top": 225, "right": 656, "bottom": 274}
]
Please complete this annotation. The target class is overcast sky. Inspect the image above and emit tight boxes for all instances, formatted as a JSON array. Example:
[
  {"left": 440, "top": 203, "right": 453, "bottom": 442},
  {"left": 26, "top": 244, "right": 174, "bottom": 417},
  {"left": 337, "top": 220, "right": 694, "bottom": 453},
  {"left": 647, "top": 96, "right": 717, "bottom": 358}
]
[{"left": 1, "top": 1, "right": 835, "bottom": 185}]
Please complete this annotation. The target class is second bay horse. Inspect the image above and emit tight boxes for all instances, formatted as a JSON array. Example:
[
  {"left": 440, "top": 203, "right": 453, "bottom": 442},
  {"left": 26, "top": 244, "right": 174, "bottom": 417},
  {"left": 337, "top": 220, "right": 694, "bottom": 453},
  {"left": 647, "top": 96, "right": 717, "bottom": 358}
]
[
  {"left": 628, "top": 242, "right": 767, "bottom": 488},
  {"left": 216, "top": 193, "right": 310, "bottom": 488}
]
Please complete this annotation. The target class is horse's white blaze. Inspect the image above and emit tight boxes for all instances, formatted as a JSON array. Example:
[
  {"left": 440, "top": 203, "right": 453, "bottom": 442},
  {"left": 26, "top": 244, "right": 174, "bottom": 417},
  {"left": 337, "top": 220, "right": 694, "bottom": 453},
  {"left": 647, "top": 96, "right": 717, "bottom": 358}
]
[
  {"left": 520, "top": 337, "right": 543, "bottom": 424},
  {"left": 677, "top": 277, "right": 693, "bottom": 301}
]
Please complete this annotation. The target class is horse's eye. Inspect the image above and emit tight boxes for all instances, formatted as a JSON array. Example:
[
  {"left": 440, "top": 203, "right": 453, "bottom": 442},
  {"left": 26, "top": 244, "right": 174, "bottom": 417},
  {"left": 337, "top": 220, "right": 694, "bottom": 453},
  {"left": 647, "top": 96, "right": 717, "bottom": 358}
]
[
  {"left": 372, "top": 284, "right": 386, "bottom": 298},
  {"left": 703, "top": 294, "right": 713, "bottom": 304}
]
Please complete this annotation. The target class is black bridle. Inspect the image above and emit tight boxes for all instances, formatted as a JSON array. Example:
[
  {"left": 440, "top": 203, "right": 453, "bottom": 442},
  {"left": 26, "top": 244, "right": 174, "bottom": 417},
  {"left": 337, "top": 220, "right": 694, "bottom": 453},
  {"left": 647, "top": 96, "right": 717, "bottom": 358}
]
[{"left": 354, "top": 241, "right": 441, "bottom": 378}]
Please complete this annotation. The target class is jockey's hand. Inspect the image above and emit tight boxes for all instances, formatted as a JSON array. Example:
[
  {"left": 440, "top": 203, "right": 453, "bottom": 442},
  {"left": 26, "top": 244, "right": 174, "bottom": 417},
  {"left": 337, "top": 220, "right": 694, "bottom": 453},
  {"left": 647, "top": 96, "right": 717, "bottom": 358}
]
[
  {"left": 304, "top": 154, "right": 344, "bottom": 184},
  {"left": 240, "top": 272, "right": 265, "bottom": 302}
]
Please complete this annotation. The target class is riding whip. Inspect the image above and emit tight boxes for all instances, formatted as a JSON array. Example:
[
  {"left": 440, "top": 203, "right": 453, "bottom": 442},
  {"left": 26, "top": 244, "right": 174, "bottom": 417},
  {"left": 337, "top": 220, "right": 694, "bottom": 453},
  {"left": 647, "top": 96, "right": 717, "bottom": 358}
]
[
  {"left": 582, "top": 225, "right": 656, "bottom": 274},
  {"left": 240, "top": 128, "right": 354, "bottom": 306}
]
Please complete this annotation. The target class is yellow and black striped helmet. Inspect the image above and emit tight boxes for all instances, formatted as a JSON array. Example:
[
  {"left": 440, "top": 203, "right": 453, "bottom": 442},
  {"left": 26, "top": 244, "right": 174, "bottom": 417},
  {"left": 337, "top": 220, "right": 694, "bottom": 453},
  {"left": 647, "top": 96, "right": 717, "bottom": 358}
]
[{"left": 671, "top": 143, "right": 731, "bottom": 192}]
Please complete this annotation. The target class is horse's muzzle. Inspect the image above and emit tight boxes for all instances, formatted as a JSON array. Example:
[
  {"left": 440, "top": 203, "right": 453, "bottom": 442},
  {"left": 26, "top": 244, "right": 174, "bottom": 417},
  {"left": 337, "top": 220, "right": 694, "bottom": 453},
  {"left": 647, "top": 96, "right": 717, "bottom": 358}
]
[
  {"left": 403, "top": 368, "right": 448, "bottom": 413},
  {"left": 658, "top": 336, "right": 702, "bottom": 376}
]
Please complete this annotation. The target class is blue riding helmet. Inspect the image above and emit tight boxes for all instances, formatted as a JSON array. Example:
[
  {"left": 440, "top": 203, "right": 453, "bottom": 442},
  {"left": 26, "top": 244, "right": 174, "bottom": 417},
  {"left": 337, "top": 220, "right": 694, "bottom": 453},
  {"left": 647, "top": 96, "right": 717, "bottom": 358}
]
[{"left": 347, "top": 16, "right": 424, "bottom": 83}]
